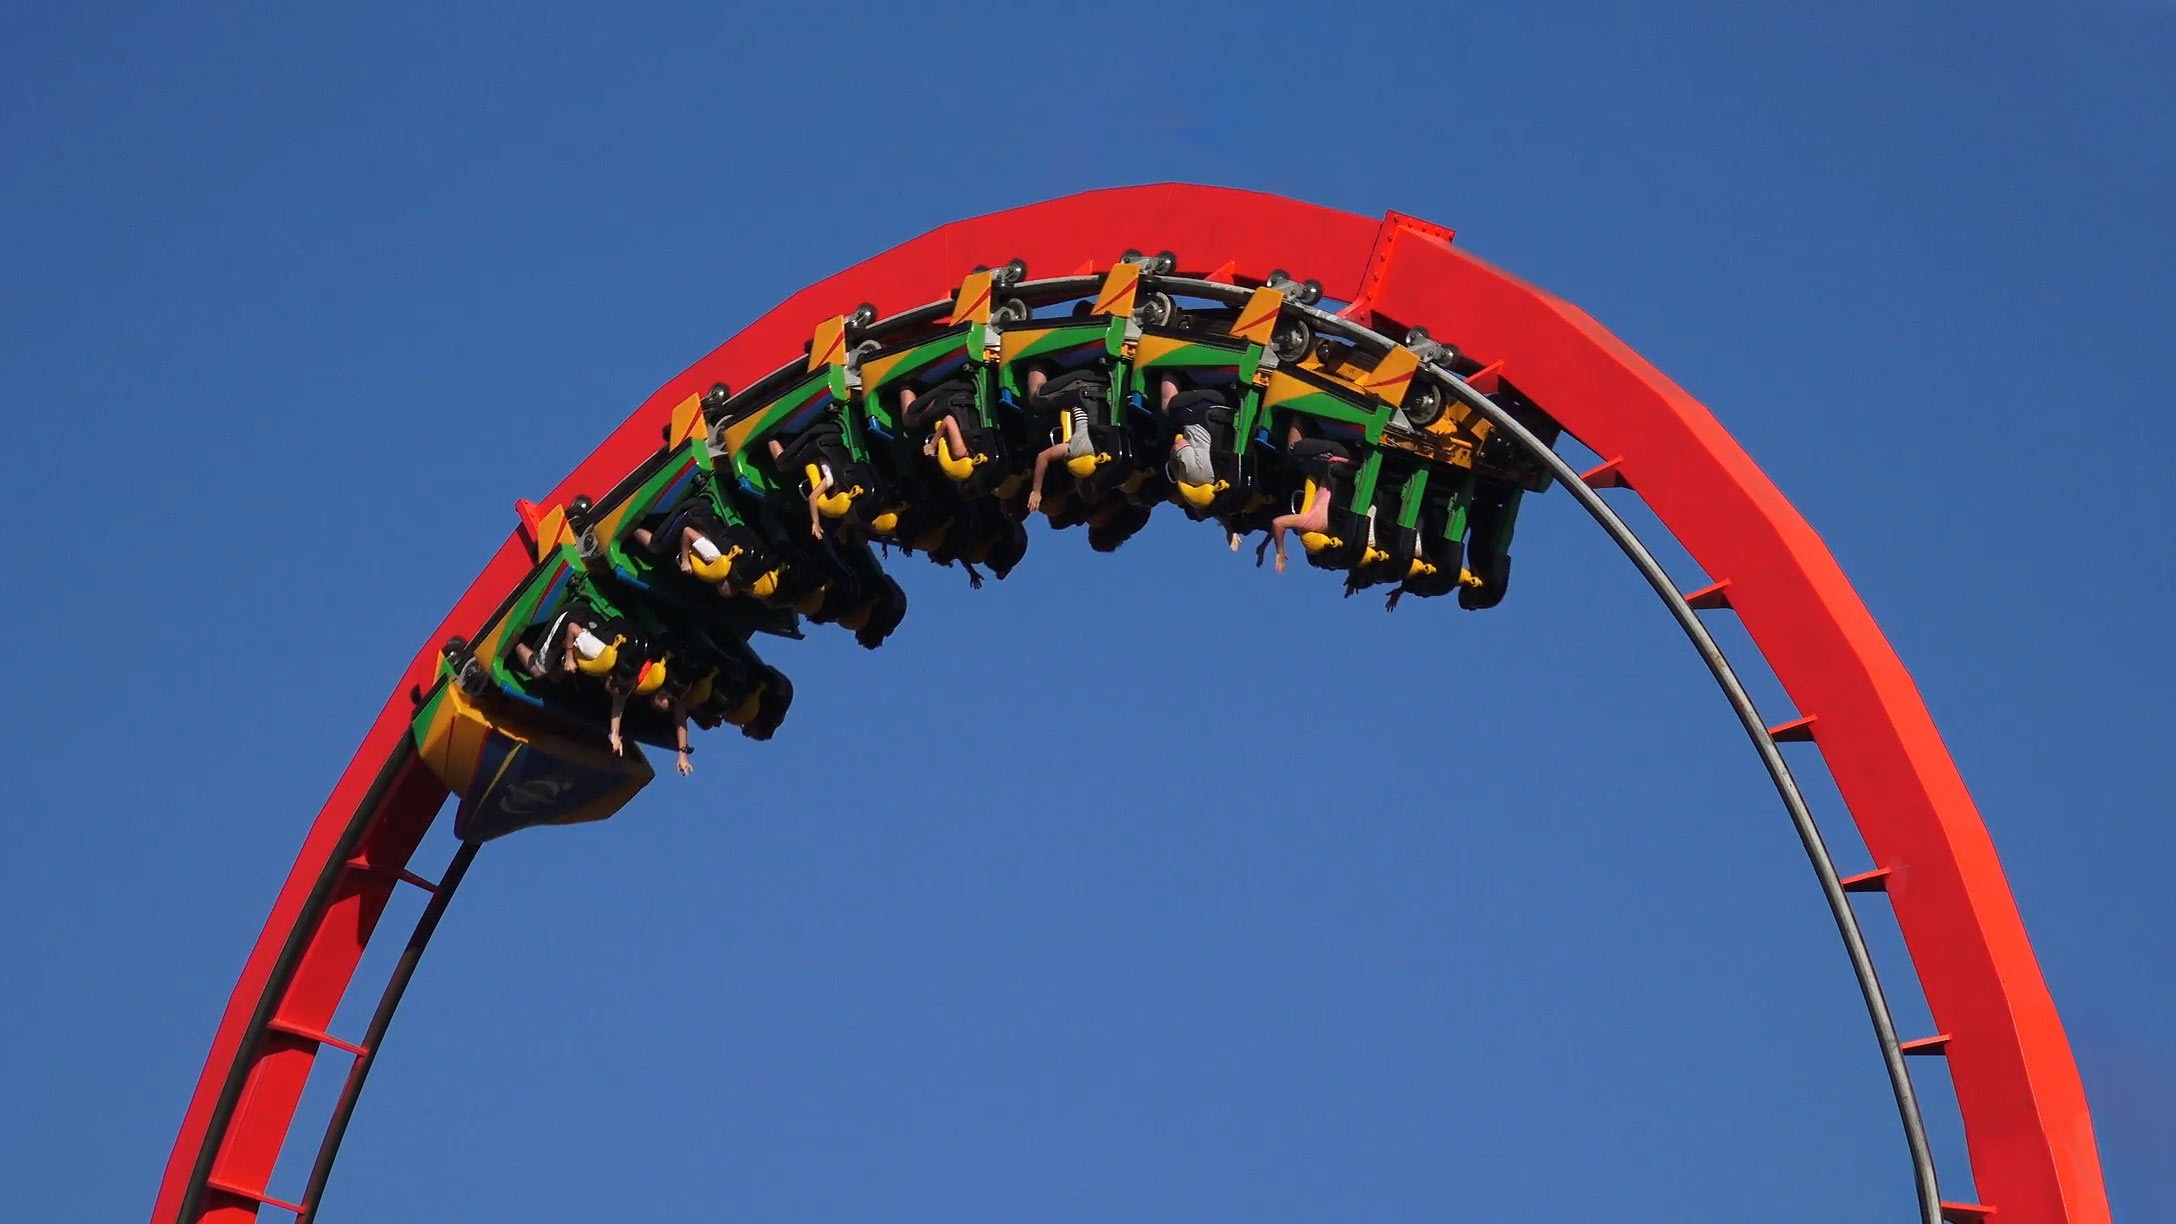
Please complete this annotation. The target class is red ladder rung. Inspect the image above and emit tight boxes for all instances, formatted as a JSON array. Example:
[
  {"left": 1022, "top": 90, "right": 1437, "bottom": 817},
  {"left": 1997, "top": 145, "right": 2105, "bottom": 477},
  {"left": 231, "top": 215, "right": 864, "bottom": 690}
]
[
  {"left": 1901, "top": 1033, "right": 1953, "bottom": 1056},
  {"left": 345, "top": 856, "right": 440, "bottom": 894},
  {"left": 1578, "top": 457, "right": 1632, "bottom": 489},
  {"left": 1683, "top": 579, "right": 1733, "bottom": 610},
  {"left": 1766, "top": 715, "right": 1818, "bottom": 743},
  {"left": 206, "top": 1177, "right": 305, "bottom": 1214},
  {"left": 266, "top": 1017, "right": 368, "bottom": 1058},
  {"left": 1465, "top": 360, "right": 1505, "bottom": 394},
  {"left": 1840, "top": 867, "right": 1892, "bottom": 894},
  {"left": 1940, "top": 1202, "right": 1995, "bottom": 1222}
]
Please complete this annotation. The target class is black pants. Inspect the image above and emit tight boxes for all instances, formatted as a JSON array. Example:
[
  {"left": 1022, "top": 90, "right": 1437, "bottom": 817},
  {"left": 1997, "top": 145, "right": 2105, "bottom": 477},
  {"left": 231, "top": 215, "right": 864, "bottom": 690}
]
[
  {"left": 653, "top": 502, "right": 721, "bottom": 557},
  {"left": 775, "top": 419, "right": 846, "bottom": 473},
  {"left": 903, "top": 378, "right": 975, "bottom": 431},
  {"left": 1289, "top": 437, "right": 1351, "bottom": 481},
  {"left": 1035, "top": 368, "right": 1108, "bottom": 414}
]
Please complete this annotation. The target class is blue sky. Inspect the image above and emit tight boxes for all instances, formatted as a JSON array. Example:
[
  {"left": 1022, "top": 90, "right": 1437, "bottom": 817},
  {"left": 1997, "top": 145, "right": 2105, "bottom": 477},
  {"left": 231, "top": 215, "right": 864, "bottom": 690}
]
[{"left": 2, "top": 1, "right": 2170, "bottom": 1220}]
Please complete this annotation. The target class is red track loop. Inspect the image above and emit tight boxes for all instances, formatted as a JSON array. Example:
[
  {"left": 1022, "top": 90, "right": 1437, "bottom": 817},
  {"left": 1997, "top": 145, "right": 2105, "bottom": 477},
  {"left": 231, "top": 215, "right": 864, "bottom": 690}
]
[{"left": 155, "top": 184, "right": 2109, "bottom": 1224}]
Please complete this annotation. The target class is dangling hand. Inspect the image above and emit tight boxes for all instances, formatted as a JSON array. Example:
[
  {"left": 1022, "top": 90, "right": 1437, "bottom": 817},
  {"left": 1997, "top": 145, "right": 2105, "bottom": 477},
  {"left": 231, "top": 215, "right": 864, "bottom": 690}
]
[
  {"left": 609, "top": 732, "right": 625, "bottom": 756},
  {"left": 676, "top": 751, "right": 694, "bottom": 777},
  {"left": 1275, "top": 551, "right": 1288, "bottom": 574}
]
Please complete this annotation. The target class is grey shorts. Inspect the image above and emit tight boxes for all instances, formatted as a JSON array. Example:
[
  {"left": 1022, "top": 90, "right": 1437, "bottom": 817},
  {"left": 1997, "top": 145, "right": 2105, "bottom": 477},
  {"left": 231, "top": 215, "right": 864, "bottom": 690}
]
[
  {"left": 1170, "top": 447, "right": 1215, "bottom": 487},
  {"left": 1066, "top": 407, "right": 1094, "bottom": 459}
]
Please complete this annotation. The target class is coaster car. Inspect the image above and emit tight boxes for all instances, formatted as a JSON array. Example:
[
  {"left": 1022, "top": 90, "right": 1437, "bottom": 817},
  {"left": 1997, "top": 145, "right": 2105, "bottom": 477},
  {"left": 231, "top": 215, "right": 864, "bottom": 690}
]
[
  {"left": 637, "top": 610, "right": 796, "bottom": 740},
  {"left": 412, "top": 680, "right": 653, "bottom": 843},
  {"left": 859, "top": 264, "right": 1034, "bottom": 499},
  {"left": 718, "top": 313, "right": 900, "bottom": 540},
  {"left": 446, "top": 532, "right": 674, "bottom": 747}
]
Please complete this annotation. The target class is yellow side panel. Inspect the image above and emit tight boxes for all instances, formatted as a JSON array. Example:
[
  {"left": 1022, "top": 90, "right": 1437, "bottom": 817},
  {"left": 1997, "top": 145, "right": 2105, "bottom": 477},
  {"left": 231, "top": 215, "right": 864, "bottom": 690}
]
[
  {"left": 1365, "top": 345, "right": 1421, "bottom": 408},
  {"left": 1231, "top": 285, "right": 1284, "bottom": 346},
  {"left": 858, "top": 348, "right": 912, "bottom": 391},
  {"left": 1260, "top": 369, "right": 1316, "bottom": 411},
  {"left": 722, "top": 412, "right": 760, "bottom": 459},
  {"left": 416, "top": 685, "right": 462, "bottom": 783},
  {"left": 1428, "top": 401, "right": 1491, "bottom": 442},
  {"left": 950, "top": 268, "right": 994, "bottom": 325},
  {"left": 417, "top": 683, "right": 516, "bottom": 795},
  {"left": 668, "top": 393, "right": 706, "bottom": 449},
  {"left": 1092, "top": 262, "right": 1139, "bottom": 318},
  {"left": 807, "top": 315, "right": 848, "bottom": 373},
  {"left": 530, "top": 506, "right": 570, "bottom": 563},
  {"left": 1131, "top": 334, "right": 1195, "bottom": 367},
  {"left": 998, "top": 324, "right": 1066, "bottom": 364}
]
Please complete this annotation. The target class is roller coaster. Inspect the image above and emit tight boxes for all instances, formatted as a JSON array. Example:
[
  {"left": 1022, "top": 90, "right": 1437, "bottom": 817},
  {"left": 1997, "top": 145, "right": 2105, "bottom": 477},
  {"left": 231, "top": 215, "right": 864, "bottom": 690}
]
[{"left": 151, "top": 185, "right": 2112, "bottom": 1224}]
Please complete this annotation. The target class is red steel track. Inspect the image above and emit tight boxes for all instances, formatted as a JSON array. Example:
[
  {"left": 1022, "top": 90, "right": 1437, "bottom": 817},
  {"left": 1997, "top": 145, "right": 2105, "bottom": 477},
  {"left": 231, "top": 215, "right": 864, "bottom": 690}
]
[{"left": 152, "top": 184, "right": 2110, "bottom": 1224}]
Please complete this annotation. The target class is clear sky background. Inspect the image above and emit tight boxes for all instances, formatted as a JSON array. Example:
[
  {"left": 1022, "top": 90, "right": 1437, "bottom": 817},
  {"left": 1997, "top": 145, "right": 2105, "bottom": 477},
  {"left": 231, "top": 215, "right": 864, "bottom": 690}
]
[{"left": 3, "top": 2, "right": 2170, "bottom": 1221}]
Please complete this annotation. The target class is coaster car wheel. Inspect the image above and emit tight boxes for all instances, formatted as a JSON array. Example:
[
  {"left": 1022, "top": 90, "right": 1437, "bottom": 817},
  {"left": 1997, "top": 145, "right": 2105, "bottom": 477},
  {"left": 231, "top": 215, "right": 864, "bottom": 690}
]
[
  {"left": 456, "top": 656, "right": 490, "bottom": 699},
  {"left": 1403, "top": 381, "right": 1446, "bottom": 429},
  {"left": 994, "top": 297, "right": 1032, "bottom": 324},
  {"left": 1403, "top": 326, "right": 1461, "bottom": 369},
  {"left": 1272, "top": 318, "right": 1313, "bottom": 364},
  {"left": 848, "top": 302, "right": 878, "bottom": 329},
  {"left": 1134, "top": 291, "right": 1176, "bottom": 328}
]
